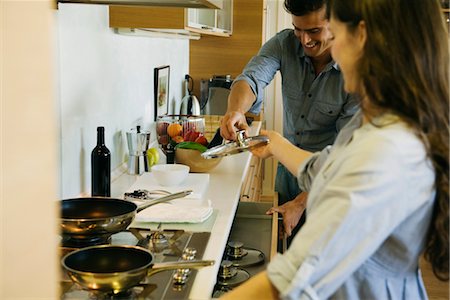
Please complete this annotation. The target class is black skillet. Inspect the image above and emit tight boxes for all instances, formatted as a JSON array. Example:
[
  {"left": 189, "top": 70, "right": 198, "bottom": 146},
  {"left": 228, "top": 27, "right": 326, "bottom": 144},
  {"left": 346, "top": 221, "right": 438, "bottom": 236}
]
[{"left": 60, "top": 190, "right": 191, "bottom": 240}]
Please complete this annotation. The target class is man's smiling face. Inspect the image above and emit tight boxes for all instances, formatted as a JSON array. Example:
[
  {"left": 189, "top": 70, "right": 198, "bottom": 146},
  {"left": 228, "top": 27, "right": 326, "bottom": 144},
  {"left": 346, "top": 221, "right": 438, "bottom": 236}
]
[{"left": 292, "top": 6, "right": 333, "bottom": 59}]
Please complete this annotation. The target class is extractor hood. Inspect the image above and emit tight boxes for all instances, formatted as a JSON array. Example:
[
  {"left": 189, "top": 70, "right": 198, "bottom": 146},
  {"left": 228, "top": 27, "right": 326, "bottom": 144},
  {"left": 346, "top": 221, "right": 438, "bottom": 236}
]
[{"left": 58, "top": 0, "right": 222, "bottom": 9}]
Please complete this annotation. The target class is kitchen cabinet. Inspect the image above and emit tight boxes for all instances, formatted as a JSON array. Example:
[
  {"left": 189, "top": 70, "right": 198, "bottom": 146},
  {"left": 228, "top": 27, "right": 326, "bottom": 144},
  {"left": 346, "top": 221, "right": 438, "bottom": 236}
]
[
  {"left": 109, "top": 6, "right": 186, "bottom": 29},
  {"left": 189, "top": 0, "right": 266, "bottom": 120},
  {"left": 108, "top": 1, "right": 230, "bottom": 37},
  {"left": 186, "top": 0, "right": 233, "bottom": 37},
  {"left": 65, "top": 0, "right": 223, "bottom": 9}
]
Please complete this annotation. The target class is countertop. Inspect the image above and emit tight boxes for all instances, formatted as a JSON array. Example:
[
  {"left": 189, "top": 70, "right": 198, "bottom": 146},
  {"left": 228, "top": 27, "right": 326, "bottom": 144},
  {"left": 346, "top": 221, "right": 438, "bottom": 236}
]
[{"left": 111, "top": 121, "right": 262, "bottom": 299}]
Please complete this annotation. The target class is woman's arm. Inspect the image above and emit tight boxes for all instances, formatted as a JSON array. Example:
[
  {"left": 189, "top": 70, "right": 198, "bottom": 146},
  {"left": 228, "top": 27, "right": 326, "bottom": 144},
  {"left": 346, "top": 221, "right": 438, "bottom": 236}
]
[{"left": 252, "top": 130, "right": 313, "bottom": 176}]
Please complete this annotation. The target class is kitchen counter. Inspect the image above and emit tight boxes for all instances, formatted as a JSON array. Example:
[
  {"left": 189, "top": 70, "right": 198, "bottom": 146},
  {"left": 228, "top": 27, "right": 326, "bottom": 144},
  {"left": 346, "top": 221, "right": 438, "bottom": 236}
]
[{"left": 111, "top": 121, "right": 262, "bottom": 299}]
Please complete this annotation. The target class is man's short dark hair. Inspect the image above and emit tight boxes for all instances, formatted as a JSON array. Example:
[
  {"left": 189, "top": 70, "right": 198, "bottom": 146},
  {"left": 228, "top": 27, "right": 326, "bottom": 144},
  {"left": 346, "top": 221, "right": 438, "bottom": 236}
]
[{"left": 284, "top": 0, "right": 329, "bottom": 18}]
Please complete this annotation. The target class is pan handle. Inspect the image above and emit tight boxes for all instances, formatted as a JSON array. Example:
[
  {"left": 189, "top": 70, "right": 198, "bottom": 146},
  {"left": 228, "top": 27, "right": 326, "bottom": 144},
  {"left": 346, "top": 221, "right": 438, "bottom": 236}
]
[
  {"left": 136, "top": 190, "right": 193, "bottom": 213},
  {"left": 148, "top": 260, "right": 214, "bottom": 277}
]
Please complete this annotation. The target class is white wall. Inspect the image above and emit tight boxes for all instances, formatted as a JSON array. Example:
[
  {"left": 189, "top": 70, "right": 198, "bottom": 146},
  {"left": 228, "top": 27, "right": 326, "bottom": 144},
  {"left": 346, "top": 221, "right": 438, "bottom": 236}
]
[{"left": 56, "top": 4, "right": 189, "bottom": 198}]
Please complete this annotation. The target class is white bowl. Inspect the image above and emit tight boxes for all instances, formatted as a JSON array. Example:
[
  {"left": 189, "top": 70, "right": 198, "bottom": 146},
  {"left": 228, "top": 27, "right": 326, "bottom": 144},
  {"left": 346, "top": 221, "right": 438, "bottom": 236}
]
[{"left": 151, "top": 164, "right": 190, "bottom": 186}]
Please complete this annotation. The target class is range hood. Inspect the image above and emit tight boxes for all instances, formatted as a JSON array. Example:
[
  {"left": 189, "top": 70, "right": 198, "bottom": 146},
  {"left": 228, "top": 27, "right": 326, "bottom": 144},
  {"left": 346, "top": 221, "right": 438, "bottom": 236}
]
[{"left": 58, "top": 0, "right": 222, "bottom": 9}]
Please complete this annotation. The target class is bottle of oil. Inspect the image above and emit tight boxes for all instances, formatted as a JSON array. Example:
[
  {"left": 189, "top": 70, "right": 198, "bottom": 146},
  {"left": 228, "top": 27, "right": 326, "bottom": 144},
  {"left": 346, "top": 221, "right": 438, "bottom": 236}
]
[{"left": 91, "top": 126, "right": 111, "bottom": 196}]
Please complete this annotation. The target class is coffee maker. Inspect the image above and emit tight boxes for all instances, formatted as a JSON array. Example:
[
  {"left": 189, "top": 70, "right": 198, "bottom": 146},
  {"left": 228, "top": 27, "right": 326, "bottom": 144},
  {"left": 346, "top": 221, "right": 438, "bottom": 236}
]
[
  {"left": 126, "top": 126, "right": 151, "bottom": 175},
  {"left": 200, "top": 75, "right": 233, "bottom": 115}
]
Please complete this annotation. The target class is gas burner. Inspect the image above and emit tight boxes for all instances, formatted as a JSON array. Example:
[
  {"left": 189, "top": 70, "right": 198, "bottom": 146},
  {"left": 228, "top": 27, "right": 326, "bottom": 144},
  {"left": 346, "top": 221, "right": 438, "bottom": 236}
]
[
  {"left": 61, "top": 281, "right": 157, "bottom": 300},
  {"left": 217, "top": 260, "right": 250, "bottom": 288},
  {"left": 225, "top": 241, "right": 265, "bottom": 267},
  {"left": 60, "top": 228, "right": 210, "bottom": 300},
  {"left": 152, "top": 230, "right": 168, "bottom": 245},
  {"left": 226, "top": 241, "right": 248, "bottom": 259},
  {"left": 91, "top": 283, "right": 157, "bottom": 300},
  {"left": 61, "top": 235, "right": 111, "bottom": 248}
]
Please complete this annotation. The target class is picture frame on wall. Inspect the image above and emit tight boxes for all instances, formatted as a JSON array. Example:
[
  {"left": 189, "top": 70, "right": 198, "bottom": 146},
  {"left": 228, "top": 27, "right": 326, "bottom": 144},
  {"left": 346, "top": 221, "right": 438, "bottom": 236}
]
[{"left": 154, "top": 65, "right": 170, "bottom": 120}]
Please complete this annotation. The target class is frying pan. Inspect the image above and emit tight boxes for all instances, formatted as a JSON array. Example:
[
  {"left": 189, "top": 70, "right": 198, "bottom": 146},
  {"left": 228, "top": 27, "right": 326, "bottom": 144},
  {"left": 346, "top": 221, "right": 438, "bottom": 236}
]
[
  {"left": 62, "top": 245, "right": 214, "bottom": 294},
  {"left": 61, "top": 190, "right": 192, "bottom": 240}
]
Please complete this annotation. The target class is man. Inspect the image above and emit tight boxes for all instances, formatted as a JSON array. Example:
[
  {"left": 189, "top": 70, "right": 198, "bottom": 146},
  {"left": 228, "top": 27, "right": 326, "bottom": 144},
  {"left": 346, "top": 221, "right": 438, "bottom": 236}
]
[{"left": 220, "top": 0, "right": 359, "bottom": 247}]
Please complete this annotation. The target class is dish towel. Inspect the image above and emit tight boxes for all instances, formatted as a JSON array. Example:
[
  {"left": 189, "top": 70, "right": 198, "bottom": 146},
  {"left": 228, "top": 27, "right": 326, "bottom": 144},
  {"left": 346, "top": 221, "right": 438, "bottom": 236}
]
[{"left": 134, "top": 198, "right": 213, "bottom": 223}]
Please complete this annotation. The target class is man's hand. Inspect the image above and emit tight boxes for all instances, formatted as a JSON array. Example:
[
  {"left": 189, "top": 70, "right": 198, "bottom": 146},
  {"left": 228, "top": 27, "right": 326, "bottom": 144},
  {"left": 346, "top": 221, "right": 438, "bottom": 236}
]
[
  {"left": 220, "top": 110, "right": 250, "bottom": 141},
  {"left": 266, "top": 192, "right": 308, "bottom": 236}
]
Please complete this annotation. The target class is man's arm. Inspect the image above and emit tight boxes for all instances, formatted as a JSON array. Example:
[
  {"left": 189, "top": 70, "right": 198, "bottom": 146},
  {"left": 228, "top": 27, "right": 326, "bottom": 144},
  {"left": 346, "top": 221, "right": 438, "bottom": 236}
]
[
  {"left": 219, "top": 32, "right": 284, "bottom": 141},
  {"left": 266, "top": 192, "right": 308, "bottom": 236},
  {"left": 220, "top": 80, "right": 256, "bottom": 140}
]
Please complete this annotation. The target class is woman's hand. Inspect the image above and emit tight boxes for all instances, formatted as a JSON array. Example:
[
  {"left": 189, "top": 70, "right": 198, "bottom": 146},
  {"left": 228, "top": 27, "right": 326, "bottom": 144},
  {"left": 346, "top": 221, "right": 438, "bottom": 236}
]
[{"left": 250, "top": 129, "right": 283, "bottom": 159}]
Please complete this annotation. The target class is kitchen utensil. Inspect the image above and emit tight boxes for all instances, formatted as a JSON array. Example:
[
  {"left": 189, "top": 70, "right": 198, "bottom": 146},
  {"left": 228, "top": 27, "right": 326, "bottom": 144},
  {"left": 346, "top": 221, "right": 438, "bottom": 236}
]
[
  {"left": 202, "top": 130, "right": 269, "bottom": 159},
  {"left": 200, "top": 75, "right": 233, "bottom": 115},
  {"left": 60, "top": 190, "right": 192, "bottom": 240},
  {"left": 62, "top": 245, "right": 214, "bottom": 294},
  {"left": 207, "top": 127, "right": 224, "bottom": 149},
  {"left": 126, "top": 125, "right": 151, "bottom": 175},
  {"left": 180, "top": 74, "right": 201, "bottom": 115},
  {"left": 124, "top": 189, "right": 171, "bottom": 200}
]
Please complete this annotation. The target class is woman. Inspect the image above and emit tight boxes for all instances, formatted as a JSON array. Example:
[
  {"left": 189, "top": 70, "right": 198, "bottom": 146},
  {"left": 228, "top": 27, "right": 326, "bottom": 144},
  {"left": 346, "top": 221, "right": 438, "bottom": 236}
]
[{"left": 221, "top": 0, "right": 449, "bottom": 299}]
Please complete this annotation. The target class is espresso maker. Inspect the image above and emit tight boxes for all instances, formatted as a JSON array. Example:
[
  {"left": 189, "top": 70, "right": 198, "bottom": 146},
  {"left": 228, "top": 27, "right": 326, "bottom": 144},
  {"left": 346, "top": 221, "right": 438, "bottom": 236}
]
[{"left": 126, "top": 126, "right": 151, "bottom": 175}]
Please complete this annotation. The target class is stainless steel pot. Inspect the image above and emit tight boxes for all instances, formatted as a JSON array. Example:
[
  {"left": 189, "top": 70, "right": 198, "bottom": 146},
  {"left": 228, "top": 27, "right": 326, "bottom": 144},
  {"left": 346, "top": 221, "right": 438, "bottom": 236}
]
[
  {"left": 62, "top": 245, "right": 214, "bottom": 294},
  {"left": 60, "top": 190, "right": 192, "bottom": 240}
]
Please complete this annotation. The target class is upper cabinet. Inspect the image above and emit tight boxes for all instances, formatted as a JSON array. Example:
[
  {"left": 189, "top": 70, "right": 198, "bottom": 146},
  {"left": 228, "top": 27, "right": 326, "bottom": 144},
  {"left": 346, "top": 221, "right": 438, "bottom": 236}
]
[
  {"left": 186, "top": 0, "right": 233, "bottom": 36},
  {"left": 60, "top": 0, "right": 222, "bottom": 9},
  {"left": 109, "top": 0, "right": 232, "bottom": 37}
]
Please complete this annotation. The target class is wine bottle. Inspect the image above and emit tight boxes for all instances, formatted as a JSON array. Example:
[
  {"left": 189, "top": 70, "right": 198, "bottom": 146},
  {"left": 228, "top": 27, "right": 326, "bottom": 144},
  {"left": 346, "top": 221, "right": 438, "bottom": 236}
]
[{"left": 91, "top": 126, "right": 111, "bottom": 197}]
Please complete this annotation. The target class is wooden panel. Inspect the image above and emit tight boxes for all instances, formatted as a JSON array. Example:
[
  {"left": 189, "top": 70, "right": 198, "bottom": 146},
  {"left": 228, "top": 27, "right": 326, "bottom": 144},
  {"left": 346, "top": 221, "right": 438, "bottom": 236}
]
[
  {"left": 189, "top": 0, "right": 265, "bottom": 97},
  {"left": 240, "top": 154, "right": 264, "bottom": 202},
  {"left": 109, "top": 6, "right": 185, "bottom": 29}
]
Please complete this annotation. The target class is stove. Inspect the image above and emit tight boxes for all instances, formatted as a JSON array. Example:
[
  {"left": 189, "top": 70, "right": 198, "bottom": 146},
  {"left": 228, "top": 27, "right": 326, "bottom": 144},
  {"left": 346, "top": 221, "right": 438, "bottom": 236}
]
[
  {"left": 212, "top": 201, "right": 279, "bottom": 298},
  {"left": 60, "top": 227, "right": 210, "bottom": 299}
]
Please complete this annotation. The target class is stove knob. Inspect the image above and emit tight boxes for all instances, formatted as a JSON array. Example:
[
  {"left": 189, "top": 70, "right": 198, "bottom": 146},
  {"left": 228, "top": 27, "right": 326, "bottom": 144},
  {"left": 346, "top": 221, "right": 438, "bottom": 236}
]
[
  {"left": 173, "top": 271, "right": 188, "bottom": 285},
  {"left": 182, "top": 247, "right": 197, "bottom": 260},
  {"left": 219, "top": 260, "right": 237, "bottom": 279},
  {"left": 226, "top": 241, "right": 247, "bottom": 259},
  {"left": 178, "top": 247, "right": 196, "bottom": 277}
]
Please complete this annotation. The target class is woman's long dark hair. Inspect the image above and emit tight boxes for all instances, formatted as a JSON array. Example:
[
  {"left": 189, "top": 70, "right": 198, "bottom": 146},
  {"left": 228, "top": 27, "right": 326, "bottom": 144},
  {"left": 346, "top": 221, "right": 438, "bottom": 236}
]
[{"left": 329, "top": 0, "right": 449, "bottom": 280}]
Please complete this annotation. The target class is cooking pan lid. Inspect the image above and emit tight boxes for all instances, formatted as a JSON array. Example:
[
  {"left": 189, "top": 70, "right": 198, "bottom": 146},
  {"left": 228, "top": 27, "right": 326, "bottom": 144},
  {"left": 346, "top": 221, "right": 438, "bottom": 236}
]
[{"left": 201, "top": 130, "right": 269, "bottom": 159}]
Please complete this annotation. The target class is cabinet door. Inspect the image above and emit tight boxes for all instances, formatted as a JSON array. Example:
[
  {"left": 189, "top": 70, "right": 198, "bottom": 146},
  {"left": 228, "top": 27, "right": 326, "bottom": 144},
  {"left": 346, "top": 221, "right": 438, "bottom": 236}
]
[{"left": 186, "top": 0, "right": 232, "bottom": 36}]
